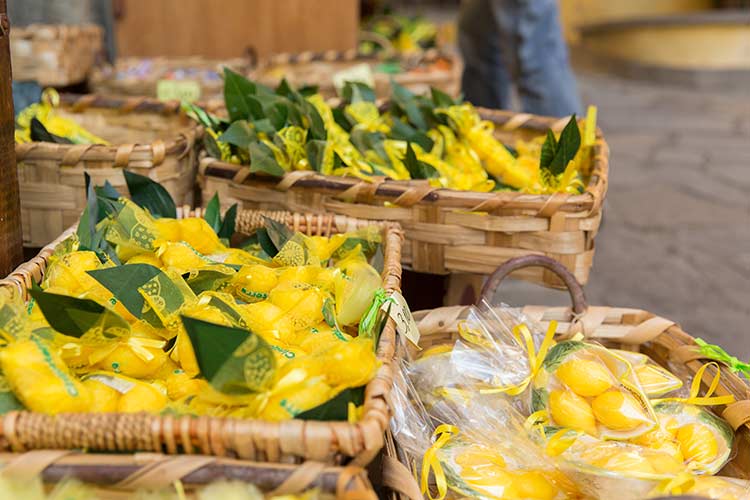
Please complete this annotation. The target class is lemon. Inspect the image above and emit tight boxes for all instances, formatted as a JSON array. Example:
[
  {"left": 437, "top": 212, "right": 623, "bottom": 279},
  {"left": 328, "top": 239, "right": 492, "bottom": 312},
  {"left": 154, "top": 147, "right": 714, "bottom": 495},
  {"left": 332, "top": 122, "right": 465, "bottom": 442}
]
[
  {"left": 154, "top": 218, "right": 182, "bottom": 242},
  {"left": 93, "top": 342, "right": 167, "bottom": 378},
  {"left": 117, "top": 381, "right": 168, "bottom": 413},
  {"left": 175, "top": 218, "right": 223, "bottom": 254},
  {"left": 508, "top": 471, "right": 558, "bottom": 500},
  {"left": 645, "top": 449, "right": 685, "bottom": 474},
  {"left": 238, "top": 301, "right": 295, "bottom": 344},
  {"left": 556, "top": 358, "right": 613, "bottom": 397},
  {"left": 171, "top": 330, "right": 200, "bottom": 377},
  {"left": 233, "top": 265, "right": 278, "bottom": 302},
  {"left": 126, "top": 253, "right": 163, "bottom": 268},
  {"left": 260, "top": 378, "right": 332, "bottom": 421},
  {"left": 592, "top": 390, "right": 648, "bottom": 431},
  {"left": 268, "top": 286, "right": 324, "bottom": 330},
  {"left": 549, "top": 389, "right": 597, "bottom": 435},
  {"left": 634, "top": 364, "right": 681, "bottom": 396},
  {"left": 592, "top": 451, "right": 656, "bottom": 475},
  {"left": 165, "top": 371, "right": 207, "bottom": 400},
  {"left": 157, "top": 242, "right": 207, "bottom": 272},
  {"left": 83, "top": 378, "right": 120, "bottom": 412},
  {"left": 322, "top": 340, "right": 379, "bottom": 387},
  {"left": 277, "top": 266, "right": 321, "bottom": 286},
  {"left": 676, "top": 423, "right": 718, "bottom": 465}
]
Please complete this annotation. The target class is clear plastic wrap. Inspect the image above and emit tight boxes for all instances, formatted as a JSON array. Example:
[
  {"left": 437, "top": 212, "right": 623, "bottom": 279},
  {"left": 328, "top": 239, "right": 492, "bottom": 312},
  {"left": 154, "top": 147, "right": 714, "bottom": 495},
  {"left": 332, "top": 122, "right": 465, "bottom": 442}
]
[{"left": 610, "top": 349, "right": 683, "bottom": 398}]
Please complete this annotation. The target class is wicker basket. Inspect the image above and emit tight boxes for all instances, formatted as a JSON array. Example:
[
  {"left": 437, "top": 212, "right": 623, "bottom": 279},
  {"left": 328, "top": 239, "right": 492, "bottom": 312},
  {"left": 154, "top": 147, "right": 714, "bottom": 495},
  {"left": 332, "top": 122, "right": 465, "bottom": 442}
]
[
  {"left": 251, "top": 46, "right": 461, "bottom": 98},
  {"left": 0, "top": 451, "right": 376, "bottom": 499},
  {"left": 90, "top": 56, "right": 252, "bottom": 105},
  {"left": 381, "top": 255, "right": 750, "bottom": 500},
  {"left": 198, "top": 110, "right": 608, "bottom": 288},
  {"left": 0, "top": 207, "right": 403, "bottom": 466},
  {"left": 15, "top": 94, "right": 202, "bottom": 248},
  {"left": 10, "top": 24, "right": 103, "bottom": 86}
]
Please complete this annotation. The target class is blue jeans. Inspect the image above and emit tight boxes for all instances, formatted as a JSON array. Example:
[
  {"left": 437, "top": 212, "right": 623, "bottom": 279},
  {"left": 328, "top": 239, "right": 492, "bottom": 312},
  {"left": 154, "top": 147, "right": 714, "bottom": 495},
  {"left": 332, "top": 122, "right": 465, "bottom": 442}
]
[{"left": 459, "top": 0, "right": 582, "bottom": 117}]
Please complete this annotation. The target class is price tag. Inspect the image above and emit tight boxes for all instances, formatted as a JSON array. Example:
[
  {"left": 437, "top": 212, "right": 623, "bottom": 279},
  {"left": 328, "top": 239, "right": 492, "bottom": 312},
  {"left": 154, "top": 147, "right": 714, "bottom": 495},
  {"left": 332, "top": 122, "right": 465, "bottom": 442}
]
[
  {"left": 87, "top": 374, "right": 135, "bottom": 394},
  {"left": 332, "top": 63, "right": 375, "bottom": 94},
  {"left": 156, "top": 79, "right": 202, "bottom": 103},
  {"left": 381, "top": 291, "right": 420, "bottom": 348}
]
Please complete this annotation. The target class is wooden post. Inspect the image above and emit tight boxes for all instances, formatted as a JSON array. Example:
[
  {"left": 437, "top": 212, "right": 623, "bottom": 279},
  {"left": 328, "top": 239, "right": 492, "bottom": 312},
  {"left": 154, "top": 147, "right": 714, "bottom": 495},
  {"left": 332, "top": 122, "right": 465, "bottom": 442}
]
[{"left": 0, "top": 0, "right": 23, "bottom": 276}]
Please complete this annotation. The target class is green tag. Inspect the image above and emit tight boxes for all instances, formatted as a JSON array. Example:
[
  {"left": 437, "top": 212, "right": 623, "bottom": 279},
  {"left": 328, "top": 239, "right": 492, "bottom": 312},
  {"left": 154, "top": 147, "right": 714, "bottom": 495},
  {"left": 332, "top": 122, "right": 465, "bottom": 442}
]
[{"left": 157, "top": 80, "right": 202, "bottom": 103}]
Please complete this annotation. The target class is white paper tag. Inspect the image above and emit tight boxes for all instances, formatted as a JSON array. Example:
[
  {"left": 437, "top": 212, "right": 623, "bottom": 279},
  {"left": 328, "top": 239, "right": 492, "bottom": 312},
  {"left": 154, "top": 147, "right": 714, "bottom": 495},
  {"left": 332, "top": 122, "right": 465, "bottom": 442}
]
[
  {"left": 332, "top": 63, "right": 375, "bottom": 94},
  {"left": 156, "top": 79, "right": 202, "bottom": 103},
  {"left": 381, "top": 291, "right": 420, "bottom": 348},
  {"left": 87, "top": 374, "right": 135, "bottom": 394}
]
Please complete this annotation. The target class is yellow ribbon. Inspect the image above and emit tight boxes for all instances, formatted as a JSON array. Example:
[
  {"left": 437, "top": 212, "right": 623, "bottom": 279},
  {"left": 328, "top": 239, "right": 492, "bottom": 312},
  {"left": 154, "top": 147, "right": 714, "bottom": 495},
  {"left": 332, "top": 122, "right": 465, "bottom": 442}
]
[
  {"left": 126, "top": 336, "right": 167, "bottom": 363},
  {"left": 420, "top": 424, "right": 458, "bottom": 500},
  {"left": 652, "top": 362, "right": 735, "bottom": 406},
  {"left": 478, "top": 321, "right": 557, "bottom": 396}
]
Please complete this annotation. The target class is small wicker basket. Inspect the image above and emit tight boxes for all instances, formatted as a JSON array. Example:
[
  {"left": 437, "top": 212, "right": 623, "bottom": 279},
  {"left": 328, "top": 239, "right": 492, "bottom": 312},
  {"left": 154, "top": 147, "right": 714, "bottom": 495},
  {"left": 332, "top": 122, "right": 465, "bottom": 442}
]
[
  {"left": 0, "top": 207, "right": 403, "bottom": 466},
  {"left": 10, "top": 24, "right": 103, "bottom": 86},
  {"left": 15, "top": 94, "right": 201, "bottom": 248},
  {"left": 0, "top": 451, "right": 376, "bottom": 499},
  {"left": 381, "top": 255, "right": 750, "bottom": 500},
  {"left": 199, "top": 109, "right": 608, "bottom": 288}
]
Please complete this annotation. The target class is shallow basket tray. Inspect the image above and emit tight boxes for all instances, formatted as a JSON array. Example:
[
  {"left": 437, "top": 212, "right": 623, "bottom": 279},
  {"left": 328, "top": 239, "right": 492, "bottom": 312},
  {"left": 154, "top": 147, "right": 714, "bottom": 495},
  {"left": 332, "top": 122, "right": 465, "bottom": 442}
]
[
  {"left": 199, "top": 110, "right": 608, "bottom": 288},
  {"left": 0, "top": 208, "right": 404, "bottom": 466},
  {"left": 15, "top": 94, "right": 202, "bottom": 248},
  {"left": 10, "top": 24, "right": 103, "bottom": 86},
  {"left": 380, "top": 255, "right": 750, "bottom": 500},
  {"left": 0, "top": 451, "right": 376, "bottom": 499}
]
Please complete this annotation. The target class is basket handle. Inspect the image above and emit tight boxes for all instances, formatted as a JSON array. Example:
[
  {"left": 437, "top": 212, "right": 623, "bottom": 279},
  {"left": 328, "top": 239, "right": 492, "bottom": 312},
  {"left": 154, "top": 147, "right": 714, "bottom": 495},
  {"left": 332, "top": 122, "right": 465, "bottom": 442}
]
[{"left": 478, "top": 255, "right": 588, "bottom": 315}]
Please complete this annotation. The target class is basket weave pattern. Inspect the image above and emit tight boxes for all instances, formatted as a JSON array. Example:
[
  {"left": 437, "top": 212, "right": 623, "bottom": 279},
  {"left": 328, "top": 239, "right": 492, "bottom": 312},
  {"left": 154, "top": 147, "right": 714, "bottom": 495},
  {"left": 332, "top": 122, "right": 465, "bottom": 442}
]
[
  {"left": 10, "top": 24, "right": 102, "bottom": 86},
  {"left": 15, "top": 94, "right": 201, "bottom": 248},
  {"left": 199, "top": 109, "right": 608, "bottom": 288},
  {"left": 0, "top": 209, "right": 403, "bottom": 466}
]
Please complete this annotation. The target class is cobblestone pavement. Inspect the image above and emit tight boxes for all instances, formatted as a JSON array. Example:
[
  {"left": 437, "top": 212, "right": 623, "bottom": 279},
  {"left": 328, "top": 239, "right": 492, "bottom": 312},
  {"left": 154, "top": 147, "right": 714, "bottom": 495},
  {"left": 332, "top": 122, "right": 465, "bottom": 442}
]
[{"left": 498, "top": 71, "right": 750, "bottom": 358}]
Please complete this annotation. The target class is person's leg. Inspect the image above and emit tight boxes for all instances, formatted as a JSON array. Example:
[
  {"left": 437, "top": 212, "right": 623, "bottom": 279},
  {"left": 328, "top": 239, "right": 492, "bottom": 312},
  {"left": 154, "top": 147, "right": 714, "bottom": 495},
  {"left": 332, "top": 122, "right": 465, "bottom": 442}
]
[
  {"left": 514, "top": 0, "right": 582, "bottom": 117},
  {"left": 458, "top": 0, "right": 514, "bottom": 109}
]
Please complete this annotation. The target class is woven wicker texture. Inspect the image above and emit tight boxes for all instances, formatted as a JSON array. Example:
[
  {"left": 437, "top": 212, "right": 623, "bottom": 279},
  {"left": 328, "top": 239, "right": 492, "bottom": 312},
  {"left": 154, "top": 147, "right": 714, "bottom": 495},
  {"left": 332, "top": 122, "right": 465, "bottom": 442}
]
[
  {"left": 0, "top": 3, "right": 23, "bottom": 277},
  {"left": 90, "top": 56, "right": 252, "bottom": 104},
  {"left": 251, "top": 46, "right": 461, "bottom": 98},
  {"left": 0, "top": 452, "right": 376, "bottom": 499},
  {"left": 381, "top": 256, "right": 750, "bottom": 500},
  {"left": 15, "top": 93, "right": 201, "bottom": 248},
  {"left": 199, "top": 108, "right": 609, "bottom": 288},
  {"left": 0, "top": 208, "right": 404, "bottom": 466},
  {"left": 10, "top": 24, "right": 102, "bottom": 86}
]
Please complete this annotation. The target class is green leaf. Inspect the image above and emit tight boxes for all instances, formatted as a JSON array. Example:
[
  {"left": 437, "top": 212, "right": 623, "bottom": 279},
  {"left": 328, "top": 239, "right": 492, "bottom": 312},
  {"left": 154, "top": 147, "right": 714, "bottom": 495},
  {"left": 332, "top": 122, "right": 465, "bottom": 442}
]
[
  {"left": 248, "top": 142, "right": 285, "bottom": 177},
  {"left": 531, "top": 388, "right": 549, "bottom": 413},
  {"left": 391, "top": 81, "right": 427, "bottom": 130},
  {"left": 431, "top": 87, "right": 456, "bottom": 108},
  {"left": 218, "top": 204, "right": 238, "bottom": 240},
  {"left": 403, "top": 143, "right": 439, "bottom": 179},
  {"left": 183, "top": 267, "right": 235, "bottom": 295},
  {"left": 181, "top": 316, "right": 276, "bottom": 394},
  {"left": 542, "top": 340, "right": 586, "bottom": 372},
  {"left": 0, "top": 388, "right": 24, "bottom": 414},
  {"left": 123, "top": 170, "right": 177, "bottom": 219},
  {"left": 182, "top": 102, "right": 224, "bottom": 130},
  {"left": 87, "top": 263, "right": 163, "bottom": 318},
  {"left": 77, "top": 173, "right": 97, "bottom": 250},
  {"left": 540, "top": 130, "right": 557, "bottom": 170},
  {"left": 296, "top": 386, "right": 365, "bottom": 421},
  {"left": 545, "top": 115, "right": 581, "bottom": 176},
  {"left": 255, "top": 228, "right": 278, "bottom": 257},
  {"left": 369, "top": 244, "right": 384, "bottom": 274},
  {"left": 298, "top": 85, "right": 319, "bottom": 97},
  {"left": 29, "top": 283, "right": 129, "bottom": 338},
  {"left": 204, "top": 193, "right": 222, "bottom": 234},
  {"left": 203, "top": 133, "right": 223, "bottom": 160},
  {"left": 30, "top": 117, "right": 72, "bottom": 144},
  {"left": 306, "top": 140, "right": 328, "bottom": 173},
  {"left": 300, "top": 100, "right": 327, "bottom": 141},
  {"left": 275, "top": 78, "right": 294, "bottom": 98},
  {"left": 263, "top": 216, "right": 293, "bottom": 251},
  {"left": 252, "top": 118, "right": 275, "bottom": 135},
  {"left": 224, "top": 68, "right": 258, "bottom": 122},
  {"left": 342, "top": 82, "right": 375, "bottom": 103},
  {"left": 95, "top": 180, "right": 121, "bottom": 200},
  {"left": 217, "top": 120, "right": 255, "bottom": 149},
  {"left": 266, "top": 102, "right": 289, "bottom": 130}
]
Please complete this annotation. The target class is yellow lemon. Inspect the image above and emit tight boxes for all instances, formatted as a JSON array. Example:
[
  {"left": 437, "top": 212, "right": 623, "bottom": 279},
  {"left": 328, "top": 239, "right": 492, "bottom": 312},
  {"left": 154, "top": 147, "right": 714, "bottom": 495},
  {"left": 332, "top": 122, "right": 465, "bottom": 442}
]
[
  {"left": 157, "top": 242, "right": 207, "bottom": 272},
  {"left": 175, "top": 218, "right": 223, "bottom": 254},
  {"left": 592, "top": 390, "right": 648, "bottom": 431},
  {"left": 1, "top": 339, "right": 90, "bottom": 414},
  {"left": 165, "top": 370, "right": 207, "bottom": 400},
  {"left": 592, "top": 451, "right": 656, "bottom": 475},
  {"left": 676, "top": 423, "right": 718, "bottom": 465},
  {"left": 508, "top": 471, "right": 559, "bottom": 500},
  {"left": 549, "top": 389, "right": 597, "bottom": 435},
  {"left": 658, "top": 414, "right": 681, "bottom": 437},
  {"left": 648, "top": 439, "right": 685, "bottom": 464},
  {"left": 645, "top": 450, "right": 685, "bottom": 474},
  {"left": 154, "top": 218, "right": 182, "bottom": 242},
  {"left": 214, "top": 248, "right": 268, "bottom": 266},
  {"left": 117, "top": 381, "right": 168, "bottom": 413},
  {"left": 238, "top": 301, "right": 295, "bottom": 344},
  {"left": 171, "top": 331, "right": 200, "bottom": 377},
  {"left": 321, "top": 340, "right": 379, "bottom": 387},
  {"left": 83, "top": 378, "right": 120, "bottom": 412},
  {"left": 634, "top": 364, "right": 681, "bottom": 396},
  {"left": 260, "top": 378, "right": 332, "bottom": 421},
  {"left": 296, "top": 323, "right": 354, "bottom": 353},
  {"left": 277, "top": 266, "right": 321, "bottom": 286},
  {"left": 93, "top": 342, "right": 167, "bottom": 378},
  {"left": 268, "top": 286, "right": 324, "bottom": 330},
  {"left": 556, "top": 358, "right": 613, "bottom": 397},
  {"left": 126, "top": 253, "right": 163, "bottom": 268},
  {"left": 233, "top": 265, "right": 278, "bottom": 302},
  {"left": 455, "top": 448, "right": 506, "bottom": 469}
]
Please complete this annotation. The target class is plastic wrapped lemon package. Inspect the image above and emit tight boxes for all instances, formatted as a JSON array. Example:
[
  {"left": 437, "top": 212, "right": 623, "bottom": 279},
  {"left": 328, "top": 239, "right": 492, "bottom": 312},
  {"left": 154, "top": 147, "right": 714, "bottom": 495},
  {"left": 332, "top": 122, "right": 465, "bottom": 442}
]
[
  {"left": 648, "top": 475, "right": 750, "bottom": 500},
  {"left": 611, "top": 349, "right": 683, "bottom": 398},
  {"left": 333, "top": 248, "right": 382, "bottom": 326},
  {"left": 531, "top": 340, "right": 657, "bottom": 439}
]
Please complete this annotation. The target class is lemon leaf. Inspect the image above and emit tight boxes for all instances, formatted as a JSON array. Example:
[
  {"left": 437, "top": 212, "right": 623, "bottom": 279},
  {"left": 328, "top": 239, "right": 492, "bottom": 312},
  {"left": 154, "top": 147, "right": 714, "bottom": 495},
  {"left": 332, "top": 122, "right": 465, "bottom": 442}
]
[
  {"left": 296, "top": 386, "right": 365, "bottom": 421},
  {"left": 87, "top": 264, "right": 163, "bottom": 319},
  {"left": 204, "top": 193, "right": 221, "bottom": 234},
  {"left": 123, "top": 170, "right": 177, "bottom": 219}
]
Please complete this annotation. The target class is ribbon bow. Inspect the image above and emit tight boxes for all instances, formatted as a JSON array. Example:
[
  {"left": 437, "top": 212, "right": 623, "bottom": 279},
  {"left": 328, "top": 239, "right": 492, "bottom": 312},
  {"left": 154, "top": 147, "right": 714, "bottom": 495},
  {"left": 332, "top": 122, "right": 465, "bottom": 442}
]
[
  {"left": 653, "top": 362, "right": 735, "bottom": 407},
  {"left": 420, "top": 424, "right": 458, "bottom": 500}
]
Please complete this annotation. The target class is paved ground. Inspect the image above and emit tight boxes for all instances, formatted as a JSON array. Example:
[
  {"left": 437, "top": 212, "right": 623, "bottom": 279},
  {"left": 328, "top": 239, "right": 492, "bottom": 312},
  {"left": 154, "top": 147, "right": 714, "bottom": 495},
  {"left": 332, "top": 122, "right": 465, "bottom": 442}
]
[{"left": 499, "top": 70, "right": 750, "bottom": 358}]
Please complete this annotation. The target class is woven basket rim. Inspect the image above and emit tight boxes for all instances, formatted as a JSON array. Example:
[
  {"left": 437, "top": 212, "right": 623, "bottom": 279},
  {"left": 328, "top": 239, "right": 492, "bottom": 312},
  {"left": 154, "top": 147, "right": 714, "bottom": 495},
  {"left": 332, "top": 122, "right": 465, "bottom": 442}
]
[
  {"left": 0, "top": 208, "right": 404, "bottom": 464},
  {"left": 14, "top": 93, "right": 202, "bottom": 168},
  {"left": 10, "top": 24, "right": 103, "bottom": 38},
  {"left": 199, "top": 107, "right": 609, "bottom": 215}
]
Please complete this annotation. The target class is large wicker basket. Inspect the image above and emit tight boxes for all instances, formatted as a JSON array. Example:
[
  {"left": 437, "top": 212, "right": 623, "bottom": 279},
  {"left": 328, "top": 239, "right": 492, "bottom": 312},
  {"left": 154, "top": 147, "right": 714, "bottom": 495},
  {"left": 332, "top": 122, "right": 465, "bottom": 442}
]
[
  {"left": 0, "top": 452, "right": 376, "bottom": 499},
  {"left": 198, "top": 110, "right": 608, "bottom": 288},
  {"left": 90, "top": 56, "right": 252, "bottom": 105},
  {"left": 381, "top": 256, "right": 750, "bottom": 500},
  {"left": 0, "top": 207, "right": 403, "bottom": 466},
  {"left": 251, "top": 46, "right": 461, "bottom": 98},
  {"left": 10, "top": 24, "right": 103, "bottom": 86},
  {"left": 15, "top": 94, "right": 201, "bottom": 248}
]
